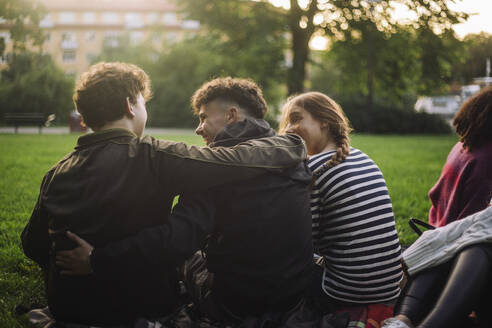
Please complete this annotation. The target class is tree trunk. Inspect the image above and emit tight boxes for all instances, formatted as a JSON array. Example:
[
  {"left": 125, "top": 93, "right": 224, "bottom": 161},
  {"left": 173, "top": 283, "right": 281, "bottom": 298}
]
[
  {"left": 367, "top": 26, "right": 374, "bottom": 111},
  {"left": 287, "top": 0, "right": 316, "bottom": 96},
  {"left": 288, "top": 29, "right": 310, "bottom": 95}
]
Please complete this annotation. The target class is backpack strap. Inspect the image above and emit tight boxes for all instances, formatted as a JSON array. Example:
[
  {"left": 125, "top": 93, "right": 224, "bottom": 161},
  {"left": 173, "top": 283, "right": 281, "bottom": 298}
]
[{"left": 409, "top": 217, "right": 435, "bottom": 236}]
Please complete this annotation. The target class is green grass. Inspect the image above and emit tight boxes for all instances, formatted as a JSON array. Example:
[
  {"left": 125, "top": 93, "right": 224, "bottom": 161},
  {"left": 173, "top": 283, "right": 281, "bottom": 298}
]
[{"left": 0, "top": 132, "right": 457, "bottom": 327}]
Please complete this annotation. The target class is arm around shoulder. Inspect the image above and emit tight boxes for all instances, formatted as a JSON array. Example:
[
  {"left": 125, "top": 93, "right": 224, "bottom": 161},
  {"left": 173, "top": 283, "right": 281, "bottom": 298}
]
[{"left": 149, "top": 134, "right": 307, "bottom": 193}]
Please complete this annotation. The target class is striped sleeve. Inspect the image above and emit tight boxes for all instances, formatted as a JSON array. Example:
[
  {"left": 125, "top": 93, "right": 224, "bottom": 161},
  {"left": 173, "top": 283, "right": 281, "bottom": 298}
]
[{"left": 308, "top": 148, "right": 403, "bottom": 304}]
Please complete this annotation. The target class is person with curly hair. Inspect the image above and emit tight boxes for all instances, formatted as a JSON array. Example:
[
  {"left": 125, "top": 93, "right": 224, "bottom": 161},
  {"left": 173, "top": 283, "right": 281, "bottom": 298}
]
[
  {"left": 52, "top": 77, "right": 314, "bottom": 325},
  {"left": 279, "top": 92, "right": 403, "bottom": 309},
  {"left": 21, "top": 64, "right": 307, "bottom": 326},
  {"left": 428, "top": 86, "right": 492, "bottom": 227},
  {"left": 382, "top": 87, "right": 492, "bottom": 328}
]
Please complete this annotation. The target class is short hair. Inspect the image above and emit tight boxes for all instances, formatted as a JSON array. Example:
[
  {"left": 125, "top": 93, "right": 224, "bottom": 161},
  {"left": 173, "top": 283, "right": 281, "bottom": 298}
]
[
  {"left": 453, "top": 86, "right": 492, "bottom": 151},
  {"left": 73, "top": 62, "right": 152, "bottom": 129},
  {"left": 191, "top": 77, "right": 267, "bottom": 119}
]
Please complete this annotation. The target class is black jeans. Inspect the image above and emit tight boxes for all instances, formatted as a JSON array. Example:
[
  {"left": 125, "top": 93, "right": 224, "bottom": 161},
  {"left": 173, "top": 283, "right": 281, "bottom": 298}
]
[{"left": 395, "top": 243, "right": 492, "bottom": 328}]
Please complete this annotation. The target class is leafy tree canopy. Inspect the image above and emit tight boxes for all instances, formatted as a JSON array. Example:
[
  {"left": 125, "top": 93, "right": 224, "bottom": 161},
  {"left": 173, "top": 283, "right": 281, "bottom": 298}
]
[
  {"left": 0, "top": 0, "right": 46, "bottom": 54},
  {"left": 179, "top": 0, "right": 468, "bottom": 95},
  {"left": 452, "top": 32, "right": 492, "bottom": 84},
  {"left": 0, "top": 52, "right": 74, "bottom": 123},
  {"left": 93, "top": 32, "right": 286, "bottom": 128}
]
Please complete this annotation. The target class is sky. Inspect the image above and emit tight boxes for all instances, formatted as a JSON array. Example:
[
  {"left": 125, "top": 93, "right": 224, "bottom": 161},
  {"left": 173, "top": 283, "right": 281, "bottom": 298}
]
[
  {"left": 447, "top": 0, "right": 492, "bottom": 38},
  {"left": 269, "top": 0, "right": 492, "bottom": 50}
]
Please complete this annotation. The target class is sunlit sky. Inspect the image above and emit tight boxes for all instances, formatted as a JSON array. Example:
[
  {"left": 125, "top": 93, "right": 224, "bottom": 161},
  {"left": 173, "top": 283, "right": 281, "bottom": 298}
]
[{"left": 269, "top": 0, "right": 492, "bottom": 50}]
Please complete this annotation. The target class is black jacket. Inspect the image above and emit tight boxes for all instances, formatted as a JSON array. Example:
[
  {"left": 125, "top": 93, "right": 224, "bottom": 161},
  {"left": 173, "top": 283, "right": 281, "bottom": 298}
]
[
  {"left": 92, "top": 120, "right": 314, "bottom": 318},
  {"left": 20, "top": 128, "right": 307, "bottom": 325}
]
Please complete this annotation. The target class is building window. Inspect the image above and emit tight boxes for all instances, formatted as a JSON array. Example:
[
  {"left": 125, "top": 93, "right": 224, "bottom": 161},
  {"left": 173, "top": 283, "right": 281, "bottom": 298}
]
[
  {"left": 59, "top": 12, "right": 76, "bottom": 24},
  {"left": 62, "top": 50, "right": 76, "bottom": 63},
  {"left": 40, "top": 14, "right": 53, "bottom": 28},
  {"left": 0, "top": 31, "right": 10, "bottom": 44},
  {"left": 62, "top": 32, "right": 77, "bottom": 42},
  {"left": 182, "top": 20, "right": 200, "bottom": 29},
  {"left": 125, "top": 13, "right": 143, "bottom": 28},
  {"left": 86, "top": 31, "right": 97, "bottom": 42},
  {"left": 83, "top": 12, "right": 96, "bottom": 24},
  {"left": 147, "top": 13, "right": 158, "bottom": 24},
  {"left": 61, "top": 32, "right": 78, "bottom": 49},
  {"left": 102, "top": 12, "right": 119, "bottom": 25},
  {"left": 162, "top": 13, "right": 178, "bottom": 25},
  {"left": 103, "top": 31, "right": 120, "bottom": 48}
]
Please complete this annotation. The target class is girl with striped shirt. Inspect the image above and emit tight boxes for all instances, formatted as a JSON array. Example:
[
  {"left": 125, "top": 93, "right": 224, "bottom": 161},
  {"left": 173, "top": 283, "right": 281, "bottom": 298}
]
[{"left": 279, "top": 92, "right": 403, "bottom": 306}]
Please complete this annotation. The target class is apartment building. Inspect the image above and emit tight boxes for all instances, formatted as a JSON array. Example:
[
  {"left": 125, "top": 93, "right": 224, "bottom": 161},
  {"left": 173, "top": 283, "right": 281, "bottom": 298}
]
[{"left": 1, "top": 0, "right": 199, "bottom": 78}]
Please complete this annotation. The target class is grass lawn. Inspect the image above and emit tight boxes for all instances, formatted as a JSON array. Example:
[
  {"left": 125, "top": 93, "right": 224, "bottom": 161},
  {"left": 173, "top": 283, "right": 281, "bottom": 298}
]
[{"left": 0, "top": 132, "right": 457, "bottom": 327}]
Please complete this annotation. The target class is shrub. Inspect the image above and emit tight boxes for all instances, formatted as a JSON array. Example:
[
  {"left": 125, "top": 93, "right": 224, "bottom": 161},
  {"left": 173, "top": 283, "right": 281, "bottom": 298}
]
[
  {"left": 340, "top": 99, "right": 452, "bottom": 134},
  {"left": 0, "top": 52, "right": 74, "bottom": 124}
]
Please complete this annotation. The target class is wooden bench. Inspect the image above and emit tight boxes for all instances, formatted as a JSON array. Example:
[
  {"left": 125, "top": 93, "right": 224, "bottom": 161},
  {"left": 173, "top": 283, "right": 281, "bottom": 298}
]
[{"left": 4, "top": 113, "right": 55, "bottom": 134}]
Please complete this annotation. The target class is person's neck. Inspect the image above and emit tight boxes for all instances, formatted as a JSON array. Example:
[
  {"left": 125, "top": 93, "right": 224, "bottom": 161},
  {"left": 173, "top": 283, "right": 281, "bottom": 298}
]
[
  {"left": 94, "top": 119, "right": 135, "bottom": 134},
  {"left": 319, "top": 141, "right": 337, "bottom": 153}
]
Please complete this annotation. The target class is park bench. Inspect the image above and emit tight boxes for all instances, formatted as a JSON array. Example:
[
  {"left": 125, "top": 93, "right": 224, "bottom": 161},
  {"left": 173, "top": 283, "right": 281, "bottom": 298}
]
[{"left": 4, "top": 113, "right": 55, "bottom": 134}]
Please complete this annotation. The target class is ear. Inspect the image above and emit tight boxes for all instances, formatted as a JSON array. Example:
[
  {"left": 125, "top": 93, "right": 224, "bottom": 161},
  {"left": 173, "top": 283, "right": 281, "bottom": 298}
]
[
  {"left": 320, "top": 120, "right": 328, "bottom": 128},
  {"left": 125, "top": 97, "right": 136, "bottom": 118},
  {"left": 226, "top": 107, "right": 240, "bottom": 124}
]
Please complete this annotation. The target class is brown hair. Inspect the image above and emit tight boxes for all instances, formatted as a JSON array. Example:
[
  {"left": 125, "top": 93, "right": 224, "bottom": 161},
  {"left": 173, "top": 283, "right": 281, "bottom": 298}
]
[
  {"left": 73, "top": 62, "right": 152, "bottom": 129},
  {"left": 453, "top": 86, "right": 492, "bottom": 151},
  {"left": 191, "top": 77, "right": 267, "bottom": 119},
  {"left": 279, "top": 92, "right": 353, "bottom": 171}
]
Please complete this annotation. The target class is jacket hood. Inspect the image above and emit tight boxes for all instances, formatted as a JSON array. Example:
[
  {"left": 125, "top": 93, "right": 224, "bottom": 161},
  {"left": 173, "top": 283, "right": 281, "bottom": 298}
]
[
  {"left": 210, "top": 118, "right": 275, "bottom": 148},
  {"left": 210, "top": 118, "right": 312, "bottom": 184}
]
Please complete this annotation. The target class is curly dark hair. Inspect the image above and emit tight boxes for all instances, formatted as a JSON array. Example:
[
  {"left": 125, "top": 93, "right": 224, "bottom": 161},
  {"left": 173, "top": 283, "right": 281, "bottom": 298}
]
[
  {"left": 73, "top": 62, "right": 152, "bottom": 129},
  {"left": 453, "top": 86, "right": 492, "bottom": 151},
  {"left": 191, "top": 77, "right": 267, "bottom": 118}
]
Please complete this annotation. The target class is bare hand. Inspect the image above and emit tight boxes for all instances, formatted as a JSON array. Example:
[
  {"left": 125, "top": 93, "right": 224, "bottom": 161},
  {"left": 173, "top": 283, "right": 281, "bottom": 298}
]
[{"left": 55, "top": 231, "right": 94, "bottom": 276}]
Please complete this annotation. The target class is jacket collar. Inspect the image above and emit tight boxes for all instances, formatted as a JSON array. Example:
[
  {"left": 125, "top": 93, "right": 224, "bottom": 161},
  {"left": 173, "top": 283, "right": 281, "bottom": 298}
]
[
  {"left": 75, "top": 128, "right": 137, "bottom": 149},
  {"left": 210, "top": 118, "right": 276, "bottom": 148}
]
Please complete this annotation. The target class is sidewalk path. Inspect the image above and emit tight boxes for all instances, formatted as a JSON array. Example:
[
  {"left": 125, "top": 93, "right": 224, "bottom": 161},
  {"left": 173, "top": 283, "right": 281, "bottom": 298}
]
[{"left": 0, "top": 127, "right": 196, "bottom": 135}]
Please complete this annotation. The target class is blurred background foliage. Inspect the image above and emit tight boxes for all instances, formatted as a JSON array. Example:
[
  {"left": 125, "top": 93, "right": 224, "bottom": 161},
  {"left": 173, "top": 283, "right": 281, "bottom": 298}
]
[{"left": 0, "top": 0, "right": 491, "bottom": 132}]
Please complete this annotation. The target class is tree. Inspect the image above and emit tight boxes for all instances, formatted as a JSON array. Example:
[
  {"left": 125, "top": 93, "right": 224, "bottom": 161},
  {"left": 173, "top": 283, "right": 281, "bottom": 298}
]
[
  {"left": 180, "top": 0, "right": 467, "bottom": 95},
  {"left": 0, "top": 0, "right": 46, "bottom": 55},
  {"left": 452, "top": 32, "right": 492, "bottom": 84},
  {"left": 93, "top": 30, "right": 286, "bottom": 127},
  {"left": 311, "top": 24, "right": 421, "bottom": 108},
  {"left": 149, "top": 34, "right": 286, "bottom": 127},
  {"left": 0, "top": 52, "right": 74, "bottom": 123},
  {"left": 415, "top": 27, "right": 464, "bottom": 95}
]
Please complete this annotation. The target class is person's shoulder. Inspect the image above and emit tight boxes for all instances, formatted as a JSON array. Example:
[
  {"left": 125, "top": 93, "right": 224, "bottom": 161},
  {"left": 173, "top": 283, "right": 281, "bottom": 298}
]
[
  {"left": 346, "top": 147, "right": 365, "bottom": 158},
  {"left": 344, "top": 147, "right": 373, "bottom": 164},
  {"left": 467, "top": 141, "right": 492, "bottom": 176},
  {"left": 49, "top": 150, "right": 77, "bottom": 172},
  {"left": 139, "top": 135, "right": 180, "bottom": 153},
  {"left": 472, "top": 140, "right": 492, "bottom": 159}
]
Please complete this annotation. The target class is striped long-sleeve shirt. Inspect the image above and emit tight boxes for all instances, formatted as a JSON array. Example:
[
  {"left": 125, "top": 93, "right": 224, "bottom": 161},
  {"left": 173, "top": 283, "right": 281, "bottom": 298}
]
[{"left": 309, "top": 148, "right": 403, "bottom": 304}]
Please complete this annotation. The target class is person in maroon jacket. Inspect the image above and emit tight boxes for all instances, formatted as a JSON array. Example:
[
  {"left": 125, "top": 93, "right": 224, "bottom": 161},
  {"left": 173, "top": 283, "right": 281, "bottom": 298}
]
[{"left": 428, "top": 86, "right": 492, "bottom": 227}]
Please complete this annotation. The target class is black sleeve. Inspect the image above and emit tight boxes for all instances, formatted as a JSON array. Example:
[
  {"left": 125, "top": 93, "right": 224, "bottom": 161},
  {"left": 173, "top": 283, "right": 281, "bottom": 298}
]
[
  {"left": 152, "top": 134, "right": 306, "bottom": 194},
  {"left": 92, "top": 191, "right": 217, "bottom": 279},
  {"left": 21, "top": 174, "right": 51, "bottom": 270}
]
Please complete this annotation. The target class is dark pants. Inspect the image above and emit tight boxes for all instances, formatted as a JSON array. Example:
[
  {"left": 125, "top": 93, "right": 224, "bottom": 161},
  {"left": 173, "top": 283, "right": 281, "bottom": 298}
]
[
  {"left": 181, "top": 251, "right": 241, "bottom": 324},
  {"left": 395, "top": 244, "right": 492, "bottom": 328}
]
